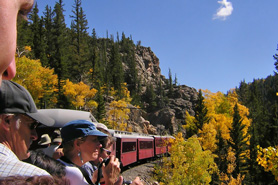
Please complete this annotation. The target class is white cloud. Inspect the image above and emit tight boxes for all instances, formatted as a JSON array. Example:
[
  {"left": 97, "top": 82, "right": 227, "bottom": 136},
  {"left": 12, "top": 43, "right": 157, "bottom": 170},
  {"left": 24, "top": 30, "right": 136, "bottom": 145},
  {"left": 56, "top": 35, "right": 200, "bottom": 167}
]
[{"left": 213, "top": 0, "right": 233, "bottom": 20}]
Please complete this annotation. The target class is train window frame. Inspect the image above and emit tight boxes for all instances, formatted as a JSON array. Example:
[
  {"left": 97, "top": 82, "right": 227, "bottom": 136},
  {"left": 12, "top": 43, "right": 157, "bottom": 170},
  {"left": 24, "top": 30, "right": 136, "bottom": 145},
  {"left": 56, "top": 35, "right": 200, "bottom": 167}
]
[
  {"left": 139, "top": 140, "right": 153, "bottom": 149},
  {"left": 122, "top": 141, "right": 137, "bottom": 153}
]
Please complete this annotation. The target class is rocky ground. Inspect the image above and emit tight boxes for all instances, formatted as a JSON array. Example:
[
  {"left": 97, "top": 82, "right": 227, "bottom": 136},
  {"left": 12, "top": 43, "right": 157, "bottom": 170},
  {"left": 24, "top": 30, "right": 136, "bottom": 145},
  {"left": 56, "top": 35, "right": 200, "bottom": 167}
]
[{"left": 121, "top": 159, "right": 161, "bottom": 185}]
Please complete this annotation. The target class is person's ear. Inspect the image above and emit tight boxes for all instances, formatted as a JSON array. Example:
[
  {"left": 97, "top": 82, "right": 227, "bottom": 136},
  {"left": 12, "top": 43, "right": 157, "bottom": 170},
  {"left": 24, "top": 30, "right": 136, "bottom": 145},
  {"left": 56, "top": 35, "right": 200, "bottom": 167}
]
[
  {"left": 74, "top": 139, "right": 82, "bottom": 148},
  {"left": 0, "top": 115, "right": 12, "bottom": 131}
]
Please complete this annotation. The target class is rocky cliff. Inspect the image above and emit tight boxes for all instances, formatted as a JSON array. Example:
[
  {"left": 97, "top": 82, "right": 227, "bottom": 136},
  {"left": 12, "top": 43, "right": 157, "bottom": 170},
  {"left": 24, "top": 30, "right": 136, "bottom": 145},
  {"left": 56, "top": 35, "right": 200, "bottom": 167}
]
[{"left": 125, "top": 46, "right": 198, "bottom": 135}]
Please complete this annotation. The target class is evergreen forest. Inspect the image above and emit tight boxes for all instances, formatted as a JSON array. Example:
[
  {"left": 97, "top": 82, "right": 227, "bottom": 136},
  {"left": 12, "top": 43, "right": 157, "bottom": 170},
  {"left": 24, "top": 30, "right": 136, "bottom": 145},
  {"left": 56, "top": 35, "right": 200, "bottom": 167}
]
[{"left": 15, "top": 0, "right": 278, "bottom": 184}]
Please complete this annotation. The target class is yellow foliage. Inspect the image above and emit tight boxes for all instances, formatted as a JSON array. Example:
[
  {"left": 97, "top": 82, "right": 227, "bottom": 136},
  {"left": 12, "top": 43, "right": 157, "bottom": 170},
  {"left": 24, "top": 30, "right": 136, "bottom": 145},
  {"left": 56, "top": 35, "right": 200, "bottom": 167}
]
[
  {"left": 63, "top": 79, "right": 98, "bottom": 110},
  {"left": 184, "top": 111, "right": 196, "bottom": 131},
  {"left": 107, "top": 100, "right": 130, "bottom": 130},
  {"left": 24, "top": 46, "right": 32, "bottom": 51},
  {"left": 155, "top": 133, "right": 217, "bottom": 185},
  {"left": 201, "top": 89, "right": 251, "bottom": 146},
  {"left": 218, "top": 147, "right": 245, "bottom": 185},
  {"left": 13, "top": 56, "right": 58, "bottom": 104},
  {"left": 257, "top": 145, "right": 278, "bottom": 181},
  {"left": 199, "top": 122, "right": 217, "bottom": 152},
  {"left": 101, "top": 83, "right": 132, "bottom": 103}
]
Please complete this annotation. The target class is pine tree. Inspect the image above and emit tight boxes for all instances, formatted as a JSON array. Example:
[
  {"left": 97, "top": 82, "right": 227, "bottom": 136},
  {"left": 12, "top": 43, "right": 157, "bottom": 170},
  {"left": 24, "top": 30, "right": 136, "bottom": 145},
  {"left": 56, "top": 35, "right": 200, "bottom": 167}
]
[
  {"left": 213, "top": 128, "right": 229, "bottom": 184},
  {"left": 95, "top": 89, "right": 106, "bottom": 122},
  {"left": 17, "top": 14, "right": 32, "bottom": 51},
  {"left": 145, "top": 83, "right": 157, "bottom": 112},
  {"left": 229, "top": 103, "right": 248, "bottom": 177},
  {"left": 52, "top": 0, "right": 68, "bottom": 107},
  {"left": 273, "top": 46, "right": 278, "bottom": 73},
  {"left": 168, "top": 68, "right": 173, "bottom": 98},
  {"left": 43, "top": 5, "right": 54, "bottom": 68},
  {"left": 29, "top": 3, "right": 44, "bottom": 60},
  {"left": 69, "top": 0, "right": 90, "bottom": 82},
  {"left": 108, "top": 42, "right": 124, "bottom": 98},
  {"left": 194, "top": 89, "right": 209, "bottom": 132},
  {"left": 121, "top": 33, "right": 138, "bottom": 98},
  {"left": 90, "top": 28, "right": 104, "bottom": 88}
]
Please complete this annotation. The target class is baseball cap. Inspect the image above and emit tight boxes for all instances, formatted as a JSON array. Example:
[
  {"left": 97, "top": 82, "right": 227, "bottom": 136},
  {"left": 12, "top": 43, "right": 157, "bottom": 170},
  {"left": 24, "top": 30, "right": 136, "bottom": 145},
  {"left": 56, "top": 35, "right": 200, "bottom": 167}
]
[
  {"left": 61, "top": 120, "right": 107, "bottom": 144},
  {"left": 0, "top": 80, "right": 54, "bottom": 126}
]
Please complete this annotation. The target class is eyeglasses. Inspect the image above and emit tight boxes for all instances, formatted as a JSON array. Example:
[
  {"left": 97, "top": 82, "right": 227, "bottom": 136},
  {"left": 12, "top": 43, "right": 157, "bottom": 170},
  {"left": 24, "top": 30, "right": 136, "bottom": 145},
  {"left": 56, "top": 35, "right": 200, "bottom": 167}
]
[
  {"left": 19, "top": 114, "right": 39, "bottom": 130},
  {"left": 101, "top": 148, "right": 111, "bottom": 155}
]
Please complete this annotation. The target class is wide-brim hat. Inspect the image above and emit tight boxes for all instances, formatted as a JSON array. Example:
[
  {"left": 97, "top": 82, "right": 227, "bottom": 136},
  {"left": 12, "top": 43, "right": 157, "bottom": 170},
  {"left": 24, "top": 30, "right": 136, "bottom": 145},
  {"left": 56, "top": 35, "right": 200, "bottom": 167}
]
[
  {"left": 53, "top": 137, "right": 62, "bottom": 143},
  {"left": 38, "top": 134, "right": 51, "bottom": 145},
  {"left": 0, "top": 80, "right": 54, "bottom": 126},
  {"left": 61, "top": 120, "right": 107, "bottom": 144}
]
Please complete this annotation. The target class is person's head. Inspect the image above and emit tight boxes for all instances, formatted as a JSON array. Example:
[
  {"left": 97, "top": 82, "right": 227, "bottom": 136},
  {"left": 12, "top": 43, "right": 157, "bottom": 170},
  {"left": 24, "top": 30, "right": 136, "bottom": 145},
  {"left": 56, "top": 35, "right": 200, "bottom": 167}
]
[
  {"left": 38, "top": 134, "right": 51, "bottom": 147},
  {"left": 61, "top": 120, "right": 107, "bottom": 166},
  {"left": 0, "top": 0, "right": 34, "bottom": 86},
  {"left": 96, "top": 123, "right": 116, "bottom": 159},
  {"left": 0, "top": 80, "right": 54, "bottom": 160},
  {"left": 51, "top": 129, "right": 62, "bottom": 145}
]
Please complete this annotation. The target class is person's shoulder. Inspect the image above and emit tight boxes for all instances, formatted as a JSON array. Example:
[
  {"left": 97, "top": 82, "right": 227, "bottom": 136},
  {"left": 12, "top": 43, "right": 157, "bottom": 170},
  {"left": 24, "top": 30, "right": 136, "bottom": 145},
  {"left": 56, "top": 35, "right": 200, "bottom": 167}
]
[
  {"left": 17, "top": 160, "right": 51, "bottom": 176},
  {"left": 64, "top": 165, "right": 89, "bottom": 185},
  {"left": 0, "top": 159, "right": 50, "bottom": 177}
]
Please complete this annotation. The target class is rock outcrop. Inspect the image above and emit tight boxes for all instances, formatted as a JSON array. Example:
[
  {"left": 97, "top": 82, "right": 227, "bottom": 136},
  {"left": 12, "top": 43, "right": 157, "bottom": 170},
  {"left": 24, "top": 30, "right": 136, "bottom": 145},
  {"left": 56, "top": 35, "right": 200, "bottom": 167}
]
[{"left": 124, "top": 46, "right": 198, "bottom": 135}]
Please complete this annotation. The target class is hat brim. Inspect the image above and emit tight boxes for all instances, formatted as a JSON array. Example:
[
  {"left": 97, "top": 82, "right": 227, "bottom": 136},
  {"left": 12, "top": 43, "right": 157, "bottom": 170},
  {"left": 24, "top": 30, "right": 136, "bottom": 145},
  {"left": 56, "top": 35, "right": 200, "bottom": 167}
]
[
  {"left": 87, "top": 129, "right": 107, "bottom": 140},
  {"left": 53, "top": 138, "right": 62, "bottom": 143},
  {"left": 26, "top": 112, "right": 55, "bottom": 126},
  {"left": 38, "top": 141, "right": 51, "bottom": 145}
]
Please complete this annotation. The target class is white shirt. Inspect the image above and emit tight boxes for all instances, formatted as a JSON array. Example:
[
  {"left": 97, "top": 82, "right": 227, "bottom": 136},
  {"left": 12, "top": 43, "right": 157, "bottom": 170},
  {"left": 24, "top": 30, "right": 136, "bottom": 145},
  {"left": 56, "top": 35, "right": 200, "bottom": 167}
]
[
  {"left": 58, "top": 159, "right": 90, "bottom": 185},
  {"left": 0, "top": 143, "right": 50, "bottom": 177},
  {"left": 41, "top": 144, "right": 60, "bottom": 158}
]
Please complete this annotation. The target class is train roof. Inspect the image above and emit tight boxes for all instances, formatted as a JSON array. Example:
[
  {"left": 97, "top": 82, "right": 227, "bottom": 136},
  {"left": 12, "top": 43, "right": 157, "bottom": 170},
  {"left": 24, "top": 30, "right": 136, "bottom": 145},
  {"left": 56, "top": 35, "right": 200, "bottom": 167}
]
[
  {"left": 152, "top": 135, "right": 175, "bottom": 139},
  {"left": 110, "top": 130, "right": 154, "bottom": 139},
  {"left": 38, "top": 109, "right": 98, "bottom": 128}
]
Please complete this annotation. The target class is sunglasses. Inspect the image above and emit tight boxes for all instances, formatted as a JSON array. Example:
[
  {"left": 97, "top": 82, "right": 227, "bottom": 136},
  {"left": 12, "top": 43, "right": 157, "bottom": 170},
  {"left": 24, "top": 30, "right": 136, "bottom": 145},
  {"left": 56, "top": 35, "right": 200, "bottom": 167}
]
[
  {"left": 101, "top": 148, "right": 111, "bottom": 155},
  {"left": 19, "top": 114, "right": 39, "bottom": 130}
]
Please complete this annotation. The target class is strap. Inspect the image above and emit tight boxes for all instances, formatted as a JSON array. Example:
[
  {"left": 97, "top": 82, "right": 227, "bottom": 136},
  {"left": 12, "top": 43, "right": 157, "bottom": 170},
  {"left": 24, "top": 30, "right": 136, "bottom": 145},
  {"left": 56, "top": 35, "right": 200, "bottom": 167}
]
[{"left": 60, "top": 156, "right": 94, "bottom": 185}]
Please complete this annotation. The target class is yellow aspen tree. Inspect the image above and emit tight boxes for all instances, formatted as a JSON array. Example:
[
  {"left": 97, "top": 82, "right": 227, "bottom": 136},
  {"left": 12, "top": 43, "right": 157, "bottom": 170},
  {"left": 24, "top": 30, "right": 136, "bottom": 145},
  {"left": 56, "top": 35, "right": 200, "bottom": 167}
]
[
  {"left": 13, "top": 56, "right": 58, "bottom": 104},
  {"left": 107, "top": 99, "right": 130, "bottom": 130},
  {"left": 184, "top": 111, "right": 197, "bottom": 136},
  {"left": 63, "top": 79, "right": 98, "bottom": 110},
  {"left": 155, "top": 133, "right": 217, "bottom": 185},
  {"left": 199, "top": 122, "right": 217, "bottom": 151},
  {"left": 257, "top": 145, "right": 278, "bottom": 181}
]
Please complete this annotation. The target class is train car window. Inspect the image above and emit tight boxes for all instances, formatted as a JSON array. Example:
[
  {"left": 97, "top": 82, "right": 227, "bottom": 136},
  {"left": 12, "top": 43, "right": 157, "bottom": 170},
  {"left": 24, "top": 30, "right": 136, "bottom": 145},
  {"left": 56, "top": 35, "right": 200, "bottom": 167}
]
[
  {"left": 122, "top": 142, "right": 136, "bottom": 153},
  {"left": 139, "top": 141, "right": 153, "bottom": 149},
  {"left": 156, "top": 139, "right": 163, "bottom": 147}
]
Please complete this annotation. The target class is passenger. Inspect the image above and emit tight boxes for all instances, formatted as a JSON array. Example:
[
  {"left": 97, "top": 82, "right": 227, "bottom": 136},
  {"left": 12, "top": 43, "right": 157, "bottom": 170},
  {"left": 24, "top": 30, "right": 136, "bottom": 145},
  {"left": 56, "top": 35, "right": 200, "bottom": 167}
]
[
  {"left": 92, "top": 123, "right": 117, "bottom": 184},
  {"left": 0, "top": 0, "right": 35, "bottom": 86},
  {"left": 59, "top": 120, "right": 122, "bottom": 185},
  {"left": 37, "top": 134, "right": 52, "bottom": 152},
  {"left": 0, "top": 80, "right": 55, "bottom": 177},
  {"left": 93, "top": 123, "right": 144, "bottom": 185},
  {"left": 39, "top": 131, "right": 63, "bottom": 159}
]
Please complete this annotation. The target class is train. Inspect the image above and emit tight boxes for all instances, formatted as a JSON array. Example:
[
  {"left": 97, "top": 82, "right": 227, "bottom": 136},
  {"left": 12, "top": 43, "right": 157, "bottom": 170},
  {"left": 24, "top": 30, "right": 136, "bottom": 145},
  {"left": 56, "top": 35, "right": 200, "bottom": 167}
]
[{"left": 34, "top": 109, "right": 174, "bottom": 167}]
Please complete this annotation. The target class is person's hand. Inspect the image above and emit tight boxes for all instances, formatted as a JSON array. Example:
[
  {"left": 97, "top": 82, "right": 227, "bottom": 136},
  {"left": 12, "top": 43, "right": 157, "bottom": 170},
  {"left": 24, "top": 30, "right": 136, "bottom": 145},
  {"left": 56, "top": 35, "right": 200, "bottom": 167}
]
[
  {"left": 131, "top": 177, "right": 143, "bottom": 185},
  {"left": 52, "top": 148, "right": 64, "bottom": 159},
  {"left": 102, "top": 155, "right": 121, "bottom": 185},
  {"left": 114, "top": 176, "right": 124, "bottom": 185}
]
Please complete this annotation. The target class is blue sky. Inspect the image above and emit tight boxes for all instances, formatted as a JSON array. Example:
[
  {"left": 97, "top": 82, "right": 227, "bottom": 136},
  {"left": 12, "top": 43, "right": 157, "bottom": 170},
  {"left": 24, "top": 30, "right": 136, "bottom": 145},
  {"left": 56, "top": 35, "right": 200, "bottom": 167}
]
[{"left": 36, "top": 0, "right": 278, "bottom": 93}]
